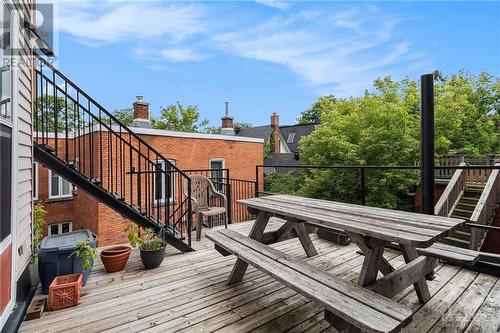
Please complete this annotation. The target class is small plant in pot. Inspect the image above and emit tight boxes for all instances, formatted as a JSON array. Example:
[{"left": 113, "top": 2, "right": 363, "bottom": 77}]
[
  {"left": 126, "top": 226, "right": 166, "bottom": 269},
  {"left": 69, "top": 239, "right": 98, "bottom": 275},
  {"left": 29, "top": 204, "right": 47, "bottom": 286}
]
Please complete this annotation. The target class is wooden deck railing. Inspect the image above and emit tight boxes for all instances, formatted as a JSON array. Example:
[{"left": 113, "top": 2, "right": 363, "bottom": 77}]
[
  {"left": 469, "top": 162, "right": 500, "bottom": 250},
  {"left": 435, "top": 162, "right": 466, "bottom": 217}
]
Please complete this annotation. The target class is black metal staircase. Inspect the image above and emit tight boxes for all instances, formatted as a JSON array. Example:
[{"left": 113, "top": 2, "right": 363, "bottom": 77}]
[{"left": 34, "top": 56, "right": 193, "bottom": 252}]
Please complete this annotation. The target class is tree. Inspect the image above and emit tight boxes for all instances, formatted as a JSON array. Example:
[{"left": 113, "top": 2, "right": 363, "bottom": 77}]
[
  {"left": 204, "top": 122, "right": 252, "bottom": 134},
  {"left": 297, "top": 95, "right": 335, "bottom": 124},
  {"left": 111, "top": 108, "right": 135, "bottom": 126},
  {"left": 283, "top": 71, "right": 499, "bottom": 210},
  {"left": 34, "top": 96, "right": 77, "bottom": 132},
  {"left": 154, "top": 102, "right": 208, "bottom": 132}
]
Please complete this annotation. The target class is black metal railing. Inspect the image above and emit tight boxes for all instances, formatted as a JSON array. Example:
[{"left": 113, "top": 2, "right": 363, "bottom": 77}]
[
  {"left": 183, "top": 169, "right": 257, "bottom": 224},
  {"left": 257, "top": 164, "right": 500, "bottom": 209},
  {"left": 34, "top": 56, "right": 192, "bottom": 246}
]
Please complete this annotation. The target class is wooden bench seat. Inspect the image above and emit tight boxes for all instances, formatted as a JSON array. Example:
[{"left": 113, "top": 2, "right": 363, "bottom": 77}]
[
  {"left": 417, "top": 243, "right": 480, "bottom": 265},
  {"left": 207, "top": 229, "right": 413, "bottom": 333}
]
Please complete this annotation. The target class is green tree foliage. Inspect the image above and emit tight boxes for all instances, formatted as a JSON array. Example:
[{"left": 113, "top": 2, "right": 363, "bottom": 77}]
[
  {"left": 277, "top": 71, "right": 499, "bottom": 209},
  {"left": 155, "top": 102, "right": 208, "bottom": 132},
  {"left": 297, "top": 95, "right": 335, "bottom": 124},
  {"left": 204, "top": 122, "right": 252, "bottom": 134},
  {"left": 34, "top": 96, "right": 76, "bottom": 132},
  {"left": 112, "top": 108, "right": 135, "bottom": 126}
]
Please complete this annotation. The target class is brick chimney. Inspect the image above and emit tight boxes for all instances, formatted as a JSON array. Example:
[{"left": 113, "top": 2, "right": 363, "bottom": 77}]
[
  {"left": 220, "top": 101, "right": 235, "bottom": 136},
  {"left": 271, "top": 112, "right": 280, "bottom": 153},
  {"left": 131, "top": 96, "right": 152, "bottom": 128}
]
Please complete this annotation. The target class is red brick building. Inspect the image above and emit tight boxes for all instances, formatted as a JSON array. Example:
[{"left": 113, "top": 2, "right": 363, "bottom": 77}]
[{"left": 34, "top": 98, "right": 264, "bottom": 246}]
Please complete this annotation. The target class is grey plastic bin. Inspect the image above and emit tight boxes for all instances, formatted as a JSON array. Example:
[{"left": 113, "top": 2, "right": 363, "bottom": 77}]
[{"left": 38, "top": 229, "right": 97, "bottom": 294}]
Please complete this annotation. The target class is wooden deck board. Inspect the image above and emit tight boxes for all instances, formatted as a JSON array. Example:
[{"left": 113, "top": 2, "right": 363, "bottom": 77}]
[{"left": 19, "top": 218, "right": 499, "bottom": 333}]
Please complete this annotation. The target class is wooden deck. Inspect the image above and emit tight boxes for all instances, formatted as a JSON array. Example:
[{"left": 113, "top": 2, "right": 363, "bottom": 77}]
[{"left": 19, "top": 219, "right": 500, "bottom": 333}]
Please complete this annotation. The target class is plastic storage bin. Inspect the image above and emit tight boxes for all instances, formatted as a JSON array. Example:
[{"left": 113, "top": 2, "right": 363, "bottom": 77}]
[{"left": 38, "top": 229, "right": 97, "bottom": 294}]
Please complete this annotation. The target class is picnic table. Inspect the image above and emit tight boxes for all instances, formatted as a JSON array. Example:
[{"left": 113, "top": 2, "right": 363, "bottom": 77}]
[{"left": 208, "top": 194, "right": 466, "bottom": 332}]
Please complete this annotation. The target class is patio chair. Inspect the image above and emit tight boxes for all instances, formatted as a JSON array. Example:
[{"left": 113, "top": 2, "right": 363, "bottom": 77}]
[{"left": 183, "top": 175, "right": 228, "bottom": 241}]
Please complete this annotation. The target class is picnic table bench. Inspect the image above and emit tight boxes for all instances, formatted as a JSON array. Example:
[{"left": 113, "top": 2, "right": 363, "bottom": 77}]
[
  {"left": 207, "top": 229, "right": 413, "bottom": 333},
  {"left": 208, "top": 194, "right": 467, "bottom": 332}
]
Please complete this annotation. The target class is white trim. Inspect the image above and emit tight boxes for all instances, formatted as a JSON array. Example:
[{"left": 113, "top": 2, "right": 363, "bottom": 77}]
[
  {"left": 130, "top": 126, "right": 264, "bottom": 143},
  {"left": 0, "top": 8, "right": 18, "bottom": 330},
  {"left": 47, "top": 221, "right": 73, "bottom": 236},
  {"left": 33, "top": 162, "right": 38, "bottom": 200},
  {"left": 48, "top": 169, "right": 73, "bottom": 200},
  {"left": 0, "top": 235, "right": 12, "bottom": 253},
  {"left": 35, "top": 126, "right": 265, "bottom": 143}
]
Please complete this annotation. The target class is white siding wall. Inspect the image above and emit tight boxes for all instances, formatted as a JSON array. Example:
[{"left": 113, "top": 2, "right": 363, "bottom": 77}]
[{"left": 14, "top": 0, "right": 33, "bottom": 278}]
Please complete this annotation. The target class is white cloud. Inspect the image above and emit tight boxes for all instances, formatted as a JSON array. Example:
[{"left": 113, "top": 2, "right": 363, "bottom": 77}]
[
  {"left": 58, "top": 1, "right": 207, "bottom": 46},
  {"left": 160, "top": 48, "right": 210, "bottom": 62},
  {"left": 255, "top": 0, "right": 290, "bottom": 10},
  {"left": 210, "top": 7, "right": 417, "bottom": 96},
  {"left": 57, "top": 1, "right": 423, "bottom": 96}
]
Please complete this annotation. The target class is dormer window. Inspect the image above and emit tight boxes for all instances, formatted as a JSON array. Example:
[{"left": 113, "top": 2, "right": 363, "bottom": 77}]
[{"left": 287, "top": 133, "right": 296, "bottom": 144}]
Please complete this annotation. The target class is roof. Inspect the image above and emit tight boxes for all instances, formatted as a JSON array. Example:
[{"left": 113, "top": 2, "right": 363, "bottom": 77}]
[
  {"left": 279, "top": 123, "right": 316, "bottom": 153},
  {"left": 236, "top": 125, "right": 273, "bottom": 140},
  {"left": 264, "top": 153, "right": 302, "bottom": 174},
  {"left": 235, "top": 123, "right": 316, "bottom": 153}
]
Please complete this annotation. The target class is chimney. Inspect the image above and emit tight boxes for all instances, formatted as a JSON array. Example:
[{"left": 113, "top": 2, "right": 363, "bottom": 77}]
[
  {"left": 271, "top": 112, "right": 280, "bottom": 153},
  {"left": 131, "top": 96, "right": 152, "bottom": 128},
  {"left": 220, "top": 101, "right": 235, "bottom": 136}
]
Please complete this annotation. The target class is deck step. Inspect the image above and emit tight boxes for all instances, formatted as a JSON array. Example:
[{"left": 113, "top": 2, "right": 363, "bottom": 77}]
[
  {"left": 449, "top": 230, "right": 471, "bottom": 241},
  {"left": 441, "top": 236, "right": 470, "bottom": 249}
]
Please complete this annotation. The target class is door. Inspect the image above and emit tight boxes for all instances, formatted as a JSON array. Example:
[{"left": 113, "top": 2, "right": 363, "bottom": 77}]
[{"left": 0, "top": 2, "right": 14, "bottom": 329}]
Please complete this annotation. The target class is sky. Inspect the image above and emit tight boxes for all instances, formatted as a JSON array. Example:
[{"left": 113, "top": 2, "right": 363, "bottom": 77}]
[{"left": 49, "top": 0, "right": 500, "bottom": 127}]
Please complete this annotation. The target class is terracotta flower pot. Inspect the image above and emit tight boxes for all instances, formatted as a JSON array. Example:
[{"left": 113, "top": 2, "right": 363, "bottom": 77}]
[
  {"left": 48, "top": 273, "right": 82, "bottom": 311},
  {"left": 100, "top": 246, "right": 131, "bottom": 273}
]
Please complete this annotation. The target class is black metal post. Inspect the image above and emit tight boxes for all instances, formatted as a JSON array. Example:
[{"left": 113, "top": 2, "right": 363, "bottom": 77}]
[
  {"left": 226, "top": 169, "right": 232, "bottom": 225},
  {"left": 255, "top": 165, "right": 259, "bottom": 197},
  {"left": 420, "top": 73, "right": 435, "bottom": 215},
  {"left": 359, "top": 168, "right": 366, "bottom": 205}
]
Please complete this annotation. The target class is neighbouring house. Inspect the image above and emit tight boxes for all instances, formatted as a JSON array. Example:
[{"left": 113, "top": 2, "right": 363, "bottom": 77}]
[
  {"left": 1, "top": 1, "right": 35, "bottom": 331},
  {"left": 234, "top": 112, "right": 317, "bottom": 173},
  {"left": 34, "top": 97, "right": 264, "bottom": 246}
]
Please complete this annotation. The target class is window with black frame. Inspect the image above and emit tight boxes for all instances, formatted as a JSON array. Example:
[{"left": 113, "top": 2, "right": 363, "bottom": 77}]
[
  {"left": 210, "top": 159, "right": 224, "bottom": 192},
  {"left": 154, "top": 160, "right": 176, "bottom": 203}
]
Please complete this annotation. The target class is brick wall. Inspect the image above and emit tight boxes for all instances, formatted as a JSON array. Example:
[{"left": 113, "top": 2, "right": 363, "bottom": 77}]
[{"left": 37, "top": 132, "right": 263, "bottom": 246}]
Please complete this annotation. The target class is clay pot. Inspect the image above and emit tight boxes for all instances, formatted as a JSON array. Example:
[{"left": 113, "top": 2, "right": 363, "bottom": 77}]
[{"left": 100, "top": 246, "right": 131, "bottom": 273}]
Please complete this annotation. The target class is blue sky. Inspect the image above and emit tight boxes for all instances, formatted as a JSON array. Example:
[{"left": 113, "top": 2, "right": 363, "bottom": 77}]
[{"left": 52, "top": 1, "right": 500, "bottom": 127}]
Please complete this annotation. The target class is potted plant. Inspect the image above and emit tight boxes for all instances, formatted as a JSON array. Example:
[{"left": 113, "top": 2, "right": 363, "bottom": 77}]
[
  {"left": 100, "top": 245, "right": 131, "bottom": 273},
  {"left": 29, "top": 204, "right": 47, "bottom": 286},
  {"left": 126, "top": 226, "right": 166, "bottom": 269},
  {"left": 69, "top": 239, "right": 98, "bottom": 284}
]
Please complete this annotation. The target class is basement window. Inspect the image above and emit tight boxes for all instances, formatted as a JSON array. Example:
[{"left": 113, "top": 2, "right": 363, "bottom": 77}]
[
  {"left": 48, "top": 222, "right": 72, "bottom": 236},
  {"left": 48, "top": 170, "right": 72, "bottom": 199}
]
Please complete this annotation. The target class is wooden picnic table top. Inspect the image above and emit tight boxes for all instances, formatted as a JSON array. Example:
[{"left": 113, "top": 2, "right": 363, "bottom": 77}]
[{"left": 237, "top": 194, "right": 466, "bottom": 248}]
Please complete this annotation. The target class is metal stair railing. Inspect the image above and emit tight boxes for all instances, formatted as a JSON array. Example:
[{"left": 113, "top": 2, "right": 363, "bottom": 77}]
[{"left": 34, "top": 55, "right": 192, "bottom": 249}]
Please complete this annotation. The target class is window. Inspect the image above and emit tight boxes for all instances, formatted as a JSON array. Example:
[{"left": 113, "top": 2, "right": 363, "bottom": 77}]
[
  {"left": 33, "top": 162, "right": 38, "bottom": 200},
  {"left": 287, "top": 133, "right": 296, "bottom": 144},
  {"left": 210, "top": 159, "right": 225, "bottom": 192},
  {"left": 0, "top": 3, "right": 11, "bottom": 122},
  {"left": 48, "top": 222, "right": 72, "bottom": 236},
  {"left": 48, "top": 170, "right": 72, "bottom": 199},
  {"left": 0, "top": 124, "right": 12, "bottom": 242},
  {"left": 154, "top": 160, "right": 175, "bottom": 203}
]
